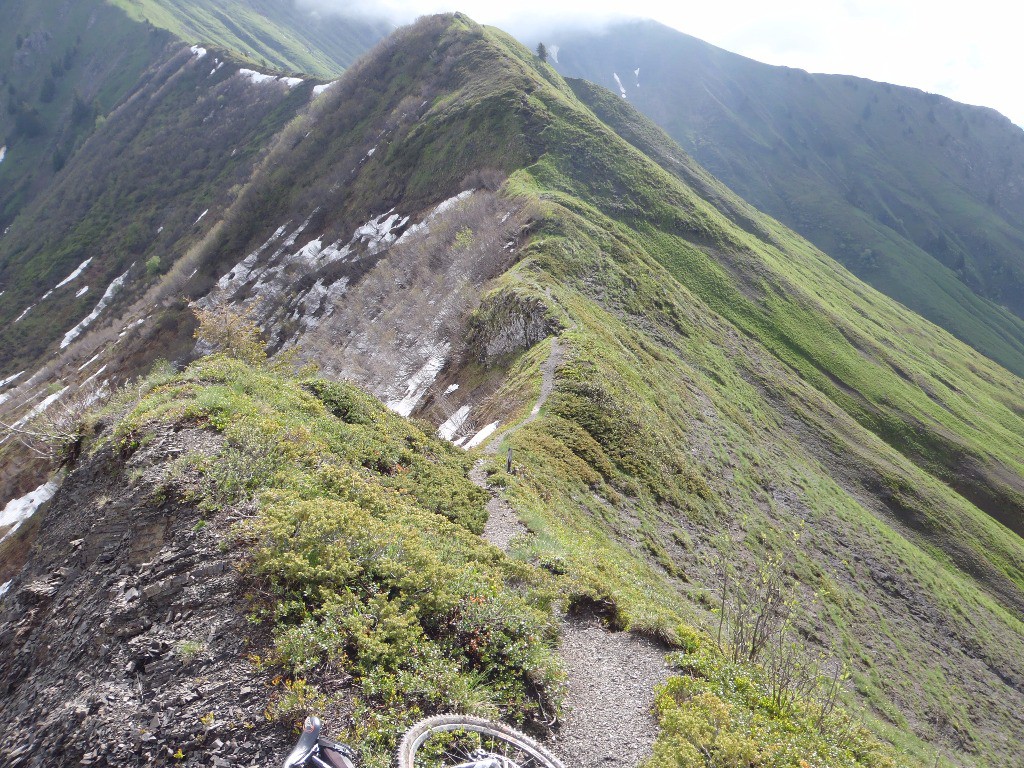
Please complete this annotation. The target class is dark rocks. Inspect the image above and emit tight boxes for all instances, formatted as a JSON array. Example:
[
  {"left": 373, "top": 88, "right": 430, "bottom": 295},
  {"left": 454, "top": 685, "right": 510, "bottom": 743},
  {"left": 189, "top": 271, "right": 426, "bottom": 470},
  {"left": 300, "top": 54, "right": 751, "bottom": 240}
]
[
  {"left": 468, "top": 290, "right": 562, "bottom": 365},
  {"left": 0, "top": 431, "right": 295, "bottom": 767}
]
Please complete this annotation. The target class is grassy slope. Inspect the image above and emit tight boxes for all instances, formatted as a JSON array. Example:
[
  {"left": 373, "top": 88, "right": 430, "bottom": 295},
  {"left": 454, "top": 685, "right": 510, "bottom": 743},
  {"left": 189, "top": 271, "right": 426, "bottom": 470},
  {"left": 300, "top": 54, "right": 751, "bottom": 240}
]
[
  {"left": 388, "top": 18, "right": 1024, "bottom": 766},
  {"left": 107, "top": 0, "right": 388, "bottom": 77},
  {"left": 548, "top": 21, "right": 1024, "bottom": 379},
  {"left": 0, "top": 0, "right": 384, "bottom": 375},
  {"left": 94, "top": 354, "right": 561, "bottom": 767},
  {"left": 0, "top": 0, "right": 171, "bottom": 228},
  {"left": 5, "top": 12, "right": 1024, "bottom": 765},
  {"left": 0, "top": 46, "right": 312, "bottom": 374},
  {"left": 178, "top": 15, "right": 1024, "bottom": 763}
]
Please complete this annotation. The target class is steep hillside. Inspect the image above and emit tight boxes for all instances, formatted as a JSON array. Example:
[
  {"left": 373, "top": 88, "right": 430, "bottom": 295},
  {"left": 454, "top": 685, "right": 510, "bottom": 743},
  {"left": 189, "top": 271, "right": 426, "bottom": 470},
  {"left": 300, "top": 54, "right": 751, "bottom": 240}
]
[
  {"left": 547, "top": 20, "right": 1024, "bottom": 378},
  {"left": 0, "top": 43, "right": 317, "bottom": 374},
  {"left": 107, "top": 0, "right": 389, "bottom": 76},
  {"left": 0, "top": 0, "right": 386, "bottom": 376},
  {"left": 0, "top": 354, "right": 561, "bottom": 767},
  {"left": 3, "top": 13, "right": 1024, "bottom": 768},
  {"left": 0, "top": 0, "right": 173, "bottom": 228}
]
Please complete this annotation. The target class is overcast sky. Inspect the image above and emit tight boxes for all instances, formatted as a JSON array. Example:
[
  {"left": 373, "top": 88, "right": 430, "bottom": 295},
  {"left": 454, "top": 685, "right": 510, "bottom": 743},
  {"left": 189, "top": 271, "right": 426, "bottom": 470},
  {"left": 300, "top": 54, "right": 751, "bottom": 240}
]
[{"left": 302, "top": 0, "right": 1024, "bottom": 127}]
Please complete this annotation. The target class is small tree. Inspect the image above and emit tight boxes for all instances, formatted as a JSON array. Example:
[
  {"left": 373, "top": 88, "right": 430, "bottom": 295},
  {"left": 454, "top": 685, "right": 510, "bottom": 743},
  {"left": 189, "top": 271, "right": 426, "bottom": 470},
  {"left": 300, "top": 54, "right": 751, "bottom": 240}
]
[
  {"left": 192, "top": 301, "right": 267, "bottom": 366},
  {"left": 191, "top": 301, "right": 314, "bottom": 376},
  {"left": 536, "top": 43, "right": 547, "bottom": 63}
]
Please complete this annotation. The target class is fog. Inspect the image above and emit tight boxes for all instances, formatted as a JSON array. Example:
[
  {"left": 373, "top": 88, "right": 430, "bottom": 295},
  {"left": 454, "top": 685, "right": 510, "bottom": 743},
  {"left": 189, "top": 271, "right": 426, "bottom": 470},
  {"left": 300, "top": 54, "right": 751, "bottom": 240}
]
[{"left": 296, "top": 0, "right": 1024, "bottom": 127}]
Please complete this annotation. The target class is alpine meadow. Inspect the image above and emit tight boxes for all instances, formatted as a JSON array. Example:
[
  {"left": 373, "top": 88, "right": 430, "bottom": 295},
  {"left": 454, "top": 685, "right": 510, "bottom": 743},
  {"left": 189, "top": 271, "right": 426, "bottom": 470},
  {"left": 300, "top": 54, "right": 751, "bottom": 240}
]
[{"left": 1, "top": 5, "right": 1023, "bottom": 768}]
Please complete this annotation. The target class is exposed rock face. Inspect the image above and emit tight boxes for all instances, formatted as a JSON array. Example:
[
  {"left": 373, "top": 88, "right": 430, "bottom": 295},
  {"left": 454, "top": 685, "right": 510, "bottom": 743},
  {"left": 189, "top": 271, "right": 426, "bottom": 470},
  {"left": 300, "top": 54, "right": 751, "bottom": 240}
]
[
  {"left": 0, "top": 428, "right": 293, "bottom": 767},
  {"left": 470, "top": 291, "right": 561, "bottom": 365}
]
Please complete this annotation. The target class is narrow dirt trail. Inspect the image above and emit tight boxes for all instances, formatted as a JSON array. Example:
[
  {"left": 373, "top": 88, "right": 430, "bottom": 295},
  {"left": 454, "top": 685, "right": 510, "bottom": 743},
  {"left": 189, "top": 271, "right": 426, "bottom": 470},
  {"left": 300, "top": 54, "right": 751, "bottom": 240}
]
[
  {"left": 482, "top": 337, "right": 564, "bottom": 456},
  {"left": 467, "top": 335, "right": 670, "bottom": 767},
  {"left": 550, "top": 620, "right": 668, "bottom": 767}
]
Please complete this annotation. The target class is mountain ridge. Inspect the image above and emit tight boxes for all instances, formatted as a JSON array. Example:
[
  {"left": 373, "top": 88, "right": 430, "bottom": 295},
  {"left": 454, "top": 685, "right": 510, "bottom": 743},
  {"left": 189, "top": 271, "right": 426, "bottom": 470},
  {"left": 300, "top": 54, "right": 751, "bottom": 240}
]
[
  {"left": 548, "top": 19, "right": 1024, "bottom": 378},
  {"left": 1, "top": 11, "right": 1024, "bottom": 767}
]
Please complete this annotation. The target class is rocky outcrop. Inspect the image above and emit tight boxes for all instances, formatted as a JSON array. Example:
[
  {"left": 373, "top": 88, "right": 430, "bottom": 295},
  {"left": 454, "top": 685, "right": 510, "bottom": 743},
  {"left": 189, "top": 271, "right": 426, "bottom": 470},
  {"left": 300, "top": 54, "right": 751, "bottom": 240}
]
[
  {"left": 0, "top": 428, "right": 293, "bottom": 767},
  {"left": 469, "top": 290, "right": 561, "bottom": 366}
]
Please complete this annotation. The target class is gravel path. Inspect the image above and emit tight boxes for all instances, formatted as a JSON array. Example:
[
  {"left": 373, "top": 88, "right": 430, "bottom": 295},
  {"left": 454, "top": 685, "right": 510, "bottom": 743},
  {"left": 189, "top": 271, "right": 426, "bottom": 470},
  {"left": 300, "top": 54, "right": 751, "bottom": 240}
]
[
  {"left": 551, "top": 618, "right": 669, "bottom": 767},
  {"left": 469, "top": 461, "right": 528, "bottom": 551},
  {"left": 469, "top": 334, "right": 670, "bottom": 767}
]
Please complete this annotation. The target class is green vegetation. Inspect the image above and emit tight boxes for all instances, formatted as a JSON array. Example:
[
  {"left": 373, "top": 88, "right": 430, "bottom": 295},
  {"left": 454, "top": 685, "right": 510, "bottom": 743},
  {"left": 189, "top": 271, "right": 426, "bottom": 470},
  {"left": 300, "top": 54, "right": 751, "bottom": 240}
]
[
  {"left": 648, "top": 651, "right": 893, "bottom": 768},
  {"left": 0, "top": 29, "right": 310, "bottom": 373},
  {"left": 107, "top": 0, "right": 387, "bottom": 77},
  {"left": 552, "top": 20, "right": 1024, "bottom": 378},
  {"left": 175, "top": 639, "right": 205, "bottom": 662},
  {"left": 369, "top": 18, "right": 1024, "bottom": 765},
  {"left": 92, "top": 343, "right": 898, "bottom": 767},
  {"left": 103, "top": 351, "right": 561, "bottom": 766},
  {"left": 0, "top": 0, "right": 171, "bottom": 228},
  {"left": 6, "top": 10, "right": 1024, "bottom": 768}
]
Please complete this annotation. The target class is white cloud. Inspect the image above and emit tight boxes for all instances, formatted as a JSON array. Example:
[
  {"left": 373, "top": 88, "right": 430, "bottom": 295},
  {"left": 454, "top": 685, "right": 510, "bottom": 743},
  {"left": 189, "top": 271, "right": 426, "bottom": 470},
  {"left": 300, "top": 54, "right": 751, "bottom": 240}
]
[{"left": 300, "top": 0, "right": 1024, "bottom": 126}]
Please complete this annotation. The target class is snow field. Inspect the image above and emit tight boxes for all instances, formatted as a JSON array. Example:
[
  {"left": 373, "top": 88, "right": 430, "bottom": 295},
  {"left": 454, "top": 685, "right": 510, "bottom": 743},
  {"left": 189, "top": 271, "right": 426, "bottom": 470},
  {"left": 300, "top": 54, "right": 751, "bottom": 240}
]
[{"left": 0, "top": 480, "right": 59, "bottom": 546}]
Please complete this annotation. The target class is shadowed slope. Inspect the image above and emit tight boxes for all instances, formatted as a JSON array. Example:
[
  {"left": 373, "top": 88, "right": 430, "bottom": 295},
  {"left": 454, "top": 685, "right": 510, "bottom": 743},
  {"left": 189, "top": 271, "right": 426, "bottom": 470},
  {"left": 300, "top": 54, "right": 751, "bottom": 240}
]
[{"left": 549, "top": 20, "right": 1024, "bottom": 379}]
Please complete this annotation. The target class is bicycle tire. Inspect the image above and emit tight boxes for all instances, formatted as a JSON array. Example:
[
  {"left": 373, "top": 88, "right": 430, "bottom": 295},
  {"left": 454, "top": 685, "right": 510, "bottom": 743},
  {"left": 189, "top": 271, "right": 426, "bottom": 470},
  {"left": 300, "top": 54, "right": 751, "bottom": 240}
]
[{"left": 396, "top": 714, "right": 565, "bottom": 768}]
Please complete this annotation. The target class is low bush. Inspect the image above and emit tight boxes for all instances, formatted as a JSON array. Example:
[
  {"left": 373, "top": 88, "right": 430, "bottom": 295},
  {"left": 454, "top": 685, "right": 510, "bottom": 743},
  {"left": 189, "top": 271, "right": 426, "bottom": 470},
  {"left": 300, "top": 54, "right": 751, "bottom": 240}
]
[{"left": 109, "top": 353, "right": 563, "bottom": 767}]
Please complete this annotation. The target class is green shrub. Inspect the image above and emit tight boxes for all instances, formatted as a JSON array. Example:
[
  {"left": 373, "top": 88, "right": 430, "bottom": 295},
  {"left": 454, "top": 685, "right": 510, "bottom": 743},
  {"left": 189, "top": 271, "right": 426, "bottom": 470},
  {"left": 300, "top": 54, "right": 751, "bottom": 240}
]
[
  {"left": 647, "top": 655, "right": 896, "bottom": 768},
  {"left": 112, "top": 355, "right": 564, "bottom": 766}
]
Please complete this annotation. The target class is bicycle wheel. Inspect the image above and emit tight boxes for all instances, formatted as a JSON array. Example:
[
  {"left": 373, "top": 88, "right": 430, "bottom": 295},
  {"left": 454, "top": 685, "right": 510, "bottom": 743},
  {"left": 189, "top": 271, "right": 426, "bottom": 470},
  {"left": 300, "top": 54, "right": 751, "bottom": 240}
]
[{"left": 396, "top": 714, "right": 565, "bottom": 768}]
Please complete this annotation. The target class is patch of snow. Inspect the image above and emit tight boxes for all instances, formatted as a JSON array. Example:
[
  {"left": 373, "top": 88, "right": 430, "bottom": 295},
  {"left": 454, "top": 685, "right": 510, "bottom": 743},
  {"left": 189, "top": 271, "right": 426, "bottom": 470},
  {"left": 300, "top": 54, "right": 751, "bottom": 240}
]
[
  {"left": 435, "top": 189, "right": 475, "bottom": 215},
  {"left": 14, "top": 304, "right": 35, "bottom": 323},
  {"left": 2, "top": 387, "right": 69, "bottom": 439},
  {"left": 0, "top": 480, "right": 58, "bottom": 545},
  {"left": 0, "top": 371, "right": 25, "bottom": 389},
  {"left": 157, "top": 226, "right": 164, "bottom": 233},
  {"left": 0, "top": 580, "right": 10, "bottom": 599},
  {"left": 395, "top": 220, "right": 428, "bottom": 245},
  {"left": 397, "top": 190, "right": 475, "bottom": 245},
  {"left": 50, "top": 257, "right": 92, "bottom": 293},
  {"left": 548, "top": 45, "right": 560, "bottom": 64},
  {"left": 118, "top": 317, "right": 146, "bottom": 339},
  {"left": 75, "top": 285, "right": 89, "bottom": 298},
  {"left": 366, "top": 146, "right": 376, "bottom": 158},
  {"left": 238, "top": 68, "right": 279, "bottom": 85},
  {"left": 195, "top": 209, "right": 209, "bottom": 225},
  {"left": 313, "top": 81, "right": 337, "bottom": 96},
  {"left": 438, "top": 405, "right": 471, "bottom": 441},
  {"left": 634, "top": 68, "right": 640, "bottom": 87},
  {"left": 280, "top": 77, "right": 304, "bottom": 88},
  {"left": 60, "top": 268, "right": 130, "bottom": 349},
  {"left": 355, "top": 212, "right": 408, "bottom": 249},
  {"left": 0, "top": 145, "right": 6, "bottom": 163},
  {"left": 82, "top": 364, "right": 107, "bottom": 386},
  {"left": 296, "top": 238, "right": 323, "bottom": 262},
  {"left": 191, "top": 45, "right": 207, "bottom": 59},
  {"left": 280, "top": 213, "right": 315, "bottom": 249},
  {"left": 31, "top": 388, "right": 67, "bottom": 417},
  {"left": 386, "top": 351, "right": 448, "bottom": 417},
  {"left": 444, "top": 384, "right": 459, "bottom": 395},
  {"left": 464, "top": 421, "right": 499, "bottom": 450},
  {"left": 77, "top": 353, "right": 102, "bottom": 372},
  {"left": 216, "top": 223, "right": 290, "bottom": 292},
  {"left": 613, "top": 72, "right": 627, "bottom": 98},
  {"left": 0, "top": 371, "right": 24, "bottom": 405}
]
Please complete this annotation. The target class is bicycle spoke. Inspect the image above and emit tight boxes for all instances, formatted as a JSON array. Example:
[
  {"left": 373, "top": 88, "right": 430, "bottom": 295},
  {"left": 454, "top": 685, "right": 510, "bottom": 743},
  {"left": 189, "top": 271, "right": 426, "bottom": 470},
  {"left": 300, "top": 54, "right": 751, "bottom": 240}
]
[{"left": 400, "top": 715, "right": 563, "bottom": 768}]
